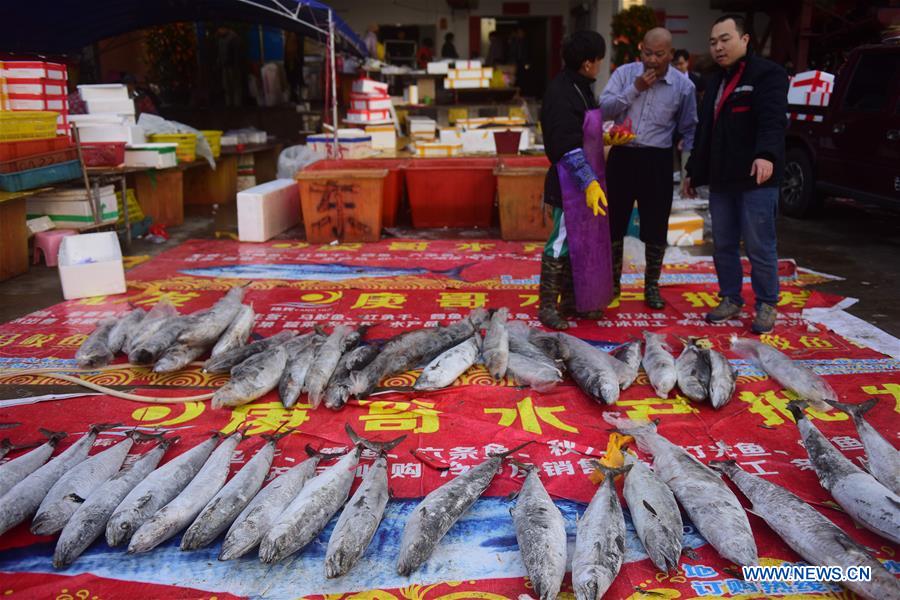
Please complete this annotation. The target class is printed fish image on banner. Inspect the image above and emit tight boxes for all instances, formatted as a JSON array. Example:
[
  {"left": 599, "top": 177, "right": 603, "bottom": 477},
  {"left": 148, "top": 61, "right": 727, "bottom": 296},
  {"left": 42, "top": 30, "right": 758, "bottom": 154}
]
[{"left": 179, "top": 263, "right": 473, "bottom": 282}]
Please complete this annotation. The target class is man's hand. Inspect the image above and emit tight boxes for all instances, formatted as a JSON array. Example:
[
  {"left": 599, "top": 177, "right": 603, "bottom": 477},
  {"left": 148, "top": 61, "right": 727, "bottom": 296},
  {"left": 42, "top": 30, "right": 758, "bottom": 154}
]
[
  {"left": 634, "top": 69, "right": 657, "bottom": 92},
  {"left": 681, "top": 177, "right": 697, "bottom": 199},
  {"left": 585, "top": 180, "right": 608, "bottom": 217},
  {"left": 750, "top": 158, "right": 774, "bottom": 185}
]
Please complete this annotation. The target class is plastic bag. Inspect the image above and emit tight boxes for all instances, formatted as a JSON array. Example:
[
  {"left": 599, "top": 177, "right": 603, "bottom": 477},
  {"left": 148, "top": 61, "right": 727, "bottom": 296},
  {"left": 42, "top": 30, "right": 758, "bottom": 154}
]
[
  {"left": 137, "top": 113, "right": 216, "bottom": 169},
  {"left": 277, "top": 144, "right": 326, "bottom": 179}
]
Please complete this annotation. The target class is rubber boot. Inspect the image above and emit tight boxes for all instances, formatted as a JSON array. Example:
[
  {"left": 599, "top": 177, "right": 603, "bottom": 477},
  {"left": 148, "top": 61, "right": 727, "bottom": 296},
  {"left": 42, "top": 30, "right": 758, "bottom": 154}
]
[
  {"left": 558, "top": 257, "right": 603, "bottom": 319},
  {"left": 538, "top": 254, "right": 569, "bottom": 330},
  {"left": 644, "top": 243, "right": 667, "bottom": 310},
  {"left": 611, "top": 239, "right": 624, "bottom": 300}
]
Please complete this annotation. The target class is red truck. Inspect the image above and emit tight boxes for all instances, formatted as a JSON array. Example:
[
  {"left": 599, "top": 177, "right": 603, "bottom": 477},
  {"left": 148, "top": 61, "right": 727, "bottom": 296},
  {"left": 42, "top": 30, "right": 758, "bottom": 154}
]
[{"left": 781, "top": 43, "right": 900, "bottom": 217}]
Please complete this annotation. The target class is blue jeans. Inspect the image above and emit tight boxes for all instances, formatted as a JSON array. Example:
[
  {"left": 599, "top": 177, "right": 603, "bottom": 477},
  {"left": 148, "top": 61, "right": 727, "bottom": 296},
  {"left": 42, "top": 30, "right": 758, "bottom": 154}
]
[{"left": 709, "top": 187, "right": 779, "bottom": 308}]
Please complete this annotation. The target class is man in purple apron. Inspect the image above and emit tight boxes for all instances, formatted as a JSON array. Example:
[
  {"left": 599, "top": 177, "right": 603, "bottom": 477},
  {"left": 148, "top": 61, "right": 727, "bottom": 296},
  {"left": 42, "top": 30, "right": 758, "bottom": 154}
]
[{"left": 539, "top": 30, "right": 613, "bottom": 330}]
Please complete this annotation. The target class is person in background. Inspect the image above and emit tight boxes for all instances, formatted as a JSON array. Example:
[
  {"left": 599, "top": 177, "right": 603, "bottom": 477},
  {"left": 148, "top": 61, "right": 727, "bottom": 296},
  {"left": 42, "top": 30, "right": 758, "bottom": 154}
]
[
  {"left": 672, "top": 49, "right": 703, "bottom": 190},
  {"left": 441, "top": 33, "right": 459, "bottom": 59},
  {"left": 538, "top": 30, "right": 609, "bottom": 329},
  {"left": 216, "top": 26, "right": 243, "bottom": 107},
  {"left": 508, "top": 27, "right": 530, "bottom": 95},
  {"left": 364, "top": 24, "right": 379, "bottom": 58},
  {"left": 417, "top": 38, "right": 435, "bottom": 68},
  {"left": 599, "top": 27, "right": 697, "bottom": 310},
  {"left": 683, "top": 14, "right": 788, "bottom": 334},
  {"left": 486, "top": 31, "right": 505, "bottom": 66}
]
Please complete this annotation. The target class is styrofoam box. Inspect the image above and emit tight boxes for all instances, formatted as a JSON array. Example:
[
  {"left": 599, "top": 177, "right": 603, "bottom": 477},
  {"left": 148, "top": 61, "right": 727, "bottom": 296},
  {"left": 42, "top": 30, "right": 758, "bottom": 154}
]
[
  {"left": 125, "top": 143, "right": 179, "bottom": 169},
  {"left": 27, "top": 186, "right": 119, "bottom": 228},
  {"left": 86, "top": 98, "right": 135, "bottom": 115},
  {"left": 416, "top": 142, "right": 462, "bottom": 157},
  {"left": 78, "top": 84, "right": 130, "bottom": 102},
  {"left": 426, "top": 61, "right": 451, "bottom": 75},
  {"left": 350, "top": 94, "right": 392, "bottom": 111},
  {"left": 351, "top": 78, "right": 388, "bottom": 95},
  {"left": 69, "top": 113, "right": 135, "bottom": 126},
  {"left": 448, "top": 68, "right": 493, "bottom": 80},
  {"left": 238, "top": 179, "right": 301, "bottom": 242},
  {"left": 439, "top": 128, "right": 462, "bottom": 145},
  {"left": 75, "top": 124, "right": 145, "bottom": 144},
  {"left": 365, "top": 125, "right": 396, "bottom": 150},
  {"left": 445, "top": 78, "right": 491, "bottom": 89},
  {"left": 455, "top": 60, "right": 482, "bottom": 69},
  {"left": 667, "top": 211, "right": 704, "bottom": 246},
  {"left": 307, "top": 133, "right": 373, "bottom": 159},
  {"left": 58, "top": 232, "right": 126, "bottom": 299},
  {"left": 460, "top": 128, "right": 529, "bottom": 153},
  {"left": 346, "top": 108, "right": 392, "bottom": 123},
  {"left": 5, "top": 78, "right": 66, "bottom": 96}
]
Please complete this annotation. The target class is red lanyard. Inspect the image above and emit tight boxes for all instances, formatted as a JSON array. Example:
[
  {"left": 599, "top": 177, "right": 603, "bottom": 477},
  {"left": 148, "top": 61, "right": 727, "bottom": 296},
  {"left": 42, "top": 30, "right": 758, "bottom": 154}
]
[{"left": 715, "top": 61, "right": 747, "bottom": 123}]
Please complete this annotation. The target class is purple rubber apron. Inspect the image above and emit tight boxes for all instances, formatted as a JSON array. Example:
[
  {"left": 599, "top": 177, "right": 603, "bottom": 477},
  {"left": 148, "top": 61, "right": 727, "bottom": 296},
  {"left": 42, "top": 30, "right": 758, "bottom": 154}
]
[{"left": 556, "top": 106, "right": 613, "bottom": 313}]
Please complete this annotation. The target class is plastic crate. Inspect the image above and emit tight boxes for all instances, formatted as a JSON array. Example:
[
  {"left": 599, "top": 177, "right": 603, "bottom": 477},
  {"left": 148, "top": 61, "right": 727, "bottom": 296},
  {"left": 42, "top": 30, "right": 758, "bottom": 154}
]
[
  {"left": 0, "top": 147, "right": 79, "bottom": 174},
  {"left": 148, "top": 133, "right": 197, "bottom": 162},
  {"left": 0, "top": 111, "right": 59, "bottom": 142},
  {"left": 0, "top": 136, "right": 72, "bottom": 161},
  {"left": 404, "top": 157, "right": 498, "bottom": 228},
  {"left": 81, "top": 142, "right": 125, "bottom": 167},
  {"left": 200, "top": 130, "right": 222, "bottom": 159},
  {"left": 0, "top": 159, "right": 81, "bottom": 192},
  {"left": 302, "top": 158, "right": 408, "bottom": 228}
]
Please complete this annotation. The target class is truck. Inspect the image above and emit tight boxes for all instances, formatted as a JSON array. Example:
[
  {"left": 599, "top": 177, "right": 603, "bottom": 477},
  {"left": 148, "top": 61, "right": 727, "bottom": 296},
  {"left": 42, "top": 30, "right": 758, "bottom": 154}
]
[{"left": 781, "top": 43, "right": 900, "bottom": 217}]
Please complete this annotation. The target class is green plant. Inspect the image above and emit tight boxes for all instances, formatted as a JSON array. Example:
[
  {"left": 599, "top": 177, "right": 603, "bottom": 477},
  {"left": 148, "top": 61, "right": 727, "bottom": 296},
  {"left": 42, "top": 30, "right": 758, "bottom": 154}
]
[
  {"left": 146, "top": 23, "right": 198, "bottom": 101},
  {"left": 611, "top": 5, "right": 658, "bottom": 68}
]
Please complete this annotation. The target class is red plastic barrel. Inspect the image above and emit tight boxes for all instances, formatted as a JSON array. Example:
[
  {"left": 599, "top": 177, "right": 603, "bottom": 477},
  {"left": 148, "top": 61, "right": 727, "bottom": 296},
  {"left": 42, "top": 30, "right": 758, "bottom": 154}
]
[{"left": 404, "top": 157, "right": 498, "bottom": 228}]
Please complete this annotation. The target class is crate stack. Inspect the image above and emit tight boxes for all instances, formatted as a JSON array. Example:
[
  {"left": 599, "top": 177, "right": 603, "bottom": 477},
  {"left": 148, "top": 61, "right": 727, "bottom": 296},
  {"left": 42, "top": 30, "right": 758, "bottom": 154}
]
[
  {"left": 445, "top": 60, "right": 492, "bottom": 90},
  {"left": 71, "top": 85, "right": 141, "bottom": 166},
  {"left": 1, "top": 61, "right": 70, "bottom": 136},
  {"left": 347, "top": 78, "right": 396, "bottom": 151}
]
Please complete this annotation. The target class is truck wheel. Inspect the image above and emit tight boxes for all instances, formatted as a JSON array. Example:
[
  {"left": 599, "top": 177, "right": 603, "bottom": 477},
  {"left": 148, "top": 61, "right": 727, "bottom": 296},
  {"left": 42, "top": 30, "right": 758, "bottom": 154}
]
[{"left": 780, "top": 147, "right": 821, "bottom": 217}]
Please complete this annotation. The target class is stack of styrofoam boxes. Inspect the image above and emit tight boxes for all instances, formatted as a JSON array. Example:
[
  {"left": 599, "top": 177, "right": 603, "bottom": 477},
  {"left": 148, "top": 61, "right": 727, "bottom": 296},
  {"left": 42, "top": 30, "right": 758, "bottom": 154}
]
[
  {"left": 788, "top": 70, "right": 835, "bottom": 108},
  {"left": 408, "top": 116, "right": 437, "bottom": 142},
  {"left": 26, "top": 184, "right": 119, "bottom": 229},
  {"left": 347, "top": 78, "right": 391, "bottom": 125},
  {"left": 1, "top": 61, "right": 69, "bottom": 136},
  {"left": 72, "top": 84, "right": 143, "bottom": 145},
  {"left": 124, "top": 143, "right": 179, "bottom": 169},
  {"left": 445, "top": 60, "right": 492, "bottom": 90},
  {"left": 306, "top": 129, "right": 373, "bottom": 159}
]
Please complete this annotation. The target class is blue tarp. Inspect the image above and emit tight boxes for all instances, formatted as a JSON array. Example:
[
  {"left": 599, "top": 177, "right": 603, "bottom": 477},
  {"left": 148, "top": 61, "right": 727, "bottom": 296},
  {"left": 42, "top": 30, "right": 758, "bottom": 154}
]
[{"left": 0, "top": 0, "right": 367, "bottom": 57}]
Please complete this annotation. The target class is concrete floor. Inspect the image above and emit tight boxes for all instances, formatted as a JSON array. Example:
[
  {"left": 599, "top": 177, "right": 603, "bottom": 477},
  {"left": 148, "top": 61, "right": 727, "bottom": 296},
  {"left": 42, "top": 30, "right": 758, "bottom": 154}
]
[{"left": 1, "top": 196, "right": 898, "bottom": 337}]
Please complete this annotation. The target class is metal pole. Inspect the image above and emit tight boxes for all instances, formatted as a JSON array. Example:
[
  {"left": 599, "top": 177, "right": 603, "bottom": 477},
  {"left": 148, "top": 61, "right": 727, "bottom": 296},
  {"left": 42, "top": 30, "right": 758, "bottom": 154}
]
[{"left": 328, "top": 10, "right": 339, "bottom": 157}]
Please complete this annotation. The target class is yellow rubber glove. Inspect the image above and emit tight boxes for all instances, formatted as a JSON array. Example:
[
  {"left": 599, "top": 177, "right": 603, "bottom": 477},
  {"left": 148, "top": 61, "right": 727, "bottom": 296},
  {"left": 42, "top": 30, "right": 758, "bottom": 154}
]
[{"left": 585, "top": 180, "right": 608, "bottom": 217}]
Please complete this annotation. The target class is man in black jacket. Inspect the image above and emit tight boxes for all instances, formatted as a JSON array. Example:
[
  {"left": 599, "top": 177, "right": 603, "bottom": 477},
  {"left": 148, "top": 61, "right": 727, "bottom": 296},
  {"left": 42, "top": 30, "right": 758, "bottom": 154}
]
[{"left": 683, "top": 14, "right": 788, "bottom": 334}]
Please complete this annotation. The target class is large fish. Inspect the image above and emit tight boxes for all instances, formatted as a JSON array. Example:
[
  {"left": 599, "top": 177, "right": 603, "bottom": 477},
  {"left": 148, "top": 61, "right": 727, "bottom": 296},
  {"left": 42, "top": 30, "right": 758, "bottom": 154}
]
[
  {"left": 107, "top": 308, "right": 146, "bottom": 355},
  {"left": 351, "top": 309, "right": 488, "bottom": 398},
  {"left": 178, "top": 287, "right": 246, "bottom": 346},
  {"left": 153, "top": 342, "right": 207, "bottom": 374},
  {"left": 622, "top": 452, "right": 682, "bottom": 572},
  {"left": 826, "top": 398, "right": 900, "bottom": 495},
  {"left": 612, "top": 339, "right": 642, "bottom": 390},
  {"left": 788, "top": 400, "right": 900, "bottom": 544},
  {"left": 675, "top": 340, "right": 710, "bottom": 402},
  {"left": 506, "top": 322, "right": 563, "bottom": 391},
  {"left": 713, "top": 460, "right": 900, "bottom": 600},
  {"left": 556, "top": 333, "right": 620, "bottom": 405},
  {"left": 413, "top": 336, "right": 480, "bottom": 391},
  {"left": 0, "top": 430, "right": 66, "bottom": 498},
  {"left": 204, "top": 330, "right": 295, "bottom": 374},
  {"left": 324, "top": 345, "right": 379, "bottom": 410},
  {"left": 572, "top": 463, "right": 630, "bottom": 600},
  {"left": 604, "top": 414, "right": 758, "bottom": 566},
  {"left": 305, "top": 325, "right": 358, "bottom": 409},
  {"left": 732, "top": 336, "right": 836, "bottom": 411},
  {"left": 219, "top": 448, "right": 323, "bottom": 560},
  {"left": 324, "top": 426, "right": 407, "bottom": 578},
  {"left": 396, "top": 441, "right": 529, "bottom": 576},
  {"left": 210, "top": 304, "right": 255, "bottom": 359},
  {"left": 106, "top": 433, "right": 220, "bottom": 546},
  {"left": 259, "top": 430, "right": 404, "bottom": 563},
  {"left": 279, "top": 333, "right": 326, "bottom": 409},
  {"left": 642, "top": 332, "right": 677, "bottom": 399},
  {"left": 510, "top": 466, "right": 567, "bottom": 600},
  {"left": 0, "top": 424, "right": 112, "bottom": 537},
  {"left": 180, "top": 262, "right": 468, "bottom": 282},
  {"left": 124, "top": 301, "right": 178, "bottom": 357},
  {"left": 75, "top": 317, "right": 117, "bottom": 368},
  {"left": 211, "top": 345, "right": 288, "bottom": 409},
  {"left": 482, "top": 308, "right": 509, "bottom": 380},
  {"left": 128, "top": 431, "right": 244, "bottom": 553},
  {"left": 128, "top": 315, "right": 192, "bottom": 365},
  {"left": 53, "top": 437, "right": 171, "bottom": 568},
  {"left": 705, "top": 347, "right": 736, "bottom": 409},
  {"left": 32, "top": 431, "right": 137, "bottom": 535}
]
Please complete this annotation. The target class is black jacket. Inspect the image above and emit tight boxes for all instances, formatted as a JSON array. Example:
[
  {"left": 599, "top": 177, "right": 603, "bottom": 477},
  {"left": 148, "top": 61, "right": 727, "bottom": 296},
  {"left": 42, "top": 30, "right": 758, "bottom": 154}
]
[
  {"left": 686, "top": 50, "right": 788, "bottom": 192},
  {"left": 540, "top": 68, "right": 598, "bottom": 208}
]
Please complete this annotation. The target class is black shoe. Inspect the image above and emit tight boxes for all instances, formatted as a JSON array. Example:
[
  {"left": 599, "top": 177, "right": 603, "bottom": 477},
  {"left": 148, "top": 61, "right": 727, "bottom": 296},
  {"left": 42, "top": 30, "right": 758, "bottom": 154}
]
[{"left": 644, "top": 243, "right": 667, "bottom": 310}]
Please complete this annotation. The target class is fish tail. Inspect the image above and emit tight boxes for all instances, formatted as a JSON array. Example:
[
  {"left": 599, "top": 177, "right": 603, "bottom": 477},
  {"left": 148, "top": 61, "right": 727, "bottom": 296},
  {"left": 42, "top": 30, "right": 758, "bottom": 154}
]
[
  {"left": 786, "top": 399, "right": 809, "bottom": 421},
  {"left": 826, "top": 398, "right": 877, "bottom": 420},
  {"left": 39, "top": 429, "right": 68, "bottom": 445},
  {"left": 89, "top": 422, "right": 123, "bottom": 434},
  {"left": 437, "top": 264, "right": 470, "bottom": 281},
  {"left": 590, "top": 460, "right": 632, "bottom": 481},
  {"left": 491, "top": 440, "right": 533, "bottom": 458},
  {"left": 158, "top": 435, "right": 178, "bottom": 450},
  {"left": 601, "top": 413, "right": 657, "bottom": 437},
  {"left": 506, "top": 458, "right": 535, "bottom": 472},
  {"left": 128, "top": 429, "right": 167, "bottom": 443},
  {"left": 304, "top": 443, "right": 347, "bottom": 459},
  {"left": 708, "top": 459, "right": 739, "bottom": 476},
  {"left": 344, "top": 423, "right": 406, "bottom": 454},
  {"left": 261, "top": 425, "right": 295, "bottom": 443}
]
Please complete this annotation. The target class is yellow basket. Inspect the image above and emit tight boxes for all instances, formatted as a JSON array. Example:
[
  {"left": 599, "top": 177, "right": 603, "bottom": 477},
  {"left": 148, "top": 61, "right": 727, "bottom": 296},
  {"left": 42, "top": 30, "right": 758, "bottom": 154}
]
[
  {"left": 148, "top": 133, "right": 197, "bottom": 163},
  {"left": 200, "top": 130, "right": 222, "bottom": 159},
  {"left": 0, "top": 111, "right": 60, "bottom": 142},
  {"left": 116, "top": 189, "right": 145, "bottom": 223}
]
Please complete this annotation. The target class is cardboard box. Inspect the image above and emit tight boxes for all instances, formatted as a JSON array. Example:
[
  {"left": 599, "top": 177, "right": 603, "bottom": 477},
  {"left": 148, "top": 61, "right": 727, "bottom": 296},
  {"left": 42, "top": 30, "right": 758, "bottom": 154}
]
[
  {"left": 124, "top": 143, "right": 178, "bottom": 169},
  {"left": 667, "top": 211, "right": 704, "bottom": 246},
  {"left": 445, "top": 78, "right": 491, "bottom": 89},
  {"left": 351, "top": 78, "right": 388, "bottom": 95},
  {"left": 58, "top": 231, "right": 126, "bottom": 299},
  {"left": 238, "top": 179, "right": 301, "bottom": 242},
  {"left": 77, "top": 84, "right": 130, "bottom": 102}
]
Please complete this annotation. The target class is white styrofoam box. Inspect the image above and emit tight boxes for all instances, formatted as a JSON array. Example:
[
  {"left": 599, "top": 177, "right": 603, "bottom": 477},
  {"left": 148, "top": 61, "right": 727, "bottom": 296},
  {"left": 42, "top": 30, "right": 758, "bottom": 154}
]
[
  {"left": 416, "top": 142, "right": 462, "bottom": 157},
  {"left": 221, "top": 135, "right": 239, "bottom": 146},
  {"left": 26, "top": 216, "right": 55, "bottom": 236},
  {"left": 78, "top": 84, "right": 130, "bottom": 102},
  {"left": 447, "top": 67, "right": 493, "bottom": 80},
  {"left": 307, "top": 132, "right": 373, "bottom": 159},
  {"left": 125, "top": 143, "right": 179, "bottom": 169},
  {"left": 345, "top": 108, "right": 392, "bottom": 123},
  {"left": 352, "top": 78, "right": 388, "bottom": 95},
  {"left": 460, "top": 128, "right": 530, "bottom": 153},
  {"left": 27, "top": 190, "right": 119, "bottom": 229},
  {"left": 445, "top": 78, "right": 491, "bottom": 89},
  {"left": 5, "top": 78, "right": 66, "bottom": 96},
  {"left": 439, "top": 128, "right": 462, "bottom": 145},
  {"left": 456, "top": 116, "right": 526, "bottom": 129},
  {"left": 667, "top": 211, "right": 704, "bottom": 246},
  {"left": 238, "top": 179, "right": 301, "bottom": 242},
  {"left": 788, "top": 70, "right": 835, "bottom": 107},
  {"left": 8, "top": 94, "right": 67, "bottom": 111},
  {"left": 69, "top": 113, "right": 134, "bottom": 125},
  {"left": 365, "top": 125, "right": 396, "bottom": 150},
  {"left": 426, "top": 61, "right": 451, "bottom": 75},
  {"left": 2, "top": 61, "right": 67, "bottom": 80},
  {"left": 350, "top": 94, "right": 392, "bottom": 111},
  {"left": 86, "top": 98, "right": 135, "bottom": 115},
  {"left": 58, "top": 232, "right": 126, "bottom": 300},
  {"left": 455, "top": 60, "right": 482, "bottom": 69},
  {"left": 75, "top": 124, "right": 145, "bottom": 144},
  {"left": 408, "top": 116, "right": 436, "bottom": 131}
]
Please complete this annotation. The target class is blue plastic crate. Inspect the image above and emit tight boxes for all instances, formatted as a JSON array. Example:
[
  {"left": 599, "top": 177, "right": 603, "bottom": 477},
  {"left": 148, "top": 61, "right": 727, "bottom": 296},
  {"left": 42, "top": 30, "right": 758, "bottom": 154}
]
[{"left": 0, "top": 160, "right": 82, "bottom": 192}]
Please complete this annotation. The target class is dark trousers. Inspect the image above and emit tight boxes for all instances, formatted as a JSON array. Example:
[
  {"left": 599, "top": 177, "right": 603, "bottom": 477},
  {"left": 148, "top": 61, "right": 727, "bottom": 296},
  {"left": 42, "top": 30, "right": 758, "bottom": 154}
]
[{"left": 606, "top": 145, "right": 674, "bottom": 244}]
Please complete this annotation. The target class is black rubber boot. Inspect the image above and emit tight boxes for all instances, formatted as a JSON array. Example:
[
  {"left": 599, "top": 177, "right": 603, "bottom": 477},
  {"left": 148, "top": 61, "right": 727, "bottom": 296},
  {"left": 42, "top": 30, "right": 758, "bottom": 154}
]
[
  {"left": 611, "top": 239, "right": 624, "bottom": 300},
  {"left": 644, "top": 243, "right": 667, "bottom": 310},
  {"left": 538, "top": 254, "right": 569, "bottom": 330}
]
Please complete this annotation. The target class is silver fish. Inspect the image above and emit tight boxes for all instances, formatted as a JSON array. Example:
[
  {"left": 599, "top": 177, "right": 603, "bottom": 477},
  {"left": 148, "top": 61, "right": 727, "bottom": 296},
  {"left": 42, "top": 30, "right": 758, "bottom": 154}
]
[
  {"left": 732, "top": 336, "right": 836, "bottom": 412},
  {"left": 324, "top": 426, "right": 407, "bottom": 578},
  {"left": 210, "top": 304, "right": 255, "bottom": 359},
  {"left": 397, "top": 442, "right": 528, "bottom": 576},
  {"left": 714, "top": 460, "right": 900, "bottom": 600},
  {"left": 75, "top": 317, "right": 117, "bottom": 368},
  {"left": 107, "top": 309, "right": 146, "bottom": 355},
  {"left": 557, "top": 333, "right": 620, "bottom": 405},
  {"left": 675, "top": 340, "right": 710, "bottom": 402},
  {"left": 0, "top": 430, "right": 66, "bottom": 498},
  {"left": 106, "top": 433, "right": 220, "bottom": 546},
  {"left": 604, "top": 414, "right": 758, "bottom": 566},
  {"left": 181, "top": 432, "right": 286, "bottom": 551},
  {"left": 153, "top": 343, "right": 207, "bottom": 374},
  {"left": 128, "top": 315, "right": 192, "bottom": 365},
  {"left": 642, "top": 332, "right": 677, "bottom": 399},
  {"left": 306, "top": 325, "right": 356, "bottom": 409},
  {"left": 178, "top": 287, "right": 246, "bottom": 346},
  {"left": 622, "top": 452, "right": 682, "bottom": 572},
  {"left": 124, "top": 301, "right": 178, "bottom": 357},
  {"left": 506, "top": 352, "right": 564, "bottom": 392},
  {"left": 705, "top": 348, "right": 736, "bottom": 409},
  {"left": 279, "top": 333, "right": 326, "bottom": 409},
  {"left": 219, "top": 449, "right": 322, "bottom": 560},
  {"left": 32, "top": 432, "right": 136, "bottom": 536},
  {"left": 482, "top": 308, "right": 509, "bottom": 380},
  {"left": 572, "top": 463, "right": 630, "bottom": 600},
  {"left": 53, "top": 438, "right": 171, "bottom": 568},
  {"left": 128, "top": 431, "right": 244, "bottom": 553},
  {"left": 212, "top": 345, "right": 288, "bottom": 409},
  {"left": 787, "top": 400, "right": 900, "bottom": 544},
  {"left": 204, "top": 330, "right": 295, "bottom": 374},
  {"left": 510, "top": 467, "right": 567, "bottom": 600},
  {"left": 827, "top": 399, "right": 900, "bottom": 495},
  {"left": 612, "top": 340, "right": 642, "bottom": 390},
  {"left": 413, "top": 336, "right": 480, "bottom": 391},
  {"left": 324, "top": 345, "right": 379, "bottom": 410},
  {"left": 0, "top": 425, "right": 108, "bottom": 537}
]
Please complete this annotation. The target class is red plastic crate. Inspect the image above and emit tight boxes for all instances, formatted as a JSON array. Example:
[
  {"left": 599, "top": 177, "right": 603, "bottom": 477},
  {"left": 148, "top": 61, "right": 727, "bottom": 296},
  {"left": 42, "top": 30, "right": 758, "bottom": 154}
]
[
  {"left": 0, "top": 147, "right": 79, "bottom": 174},
  {"left": 0, "top": 136, "right": 72, "bottom": 161},
  {"left": 303, "top": 158, "right": 409, "bottom": 227},
  {"left": 80, "top": 142, "right": 125, "bottom": 167},
  {"left": 404, "top": 157, "right": 498, "bottom": 228},
  {"left": 498, "top": 155, "right": 551, "bottom": 169}
]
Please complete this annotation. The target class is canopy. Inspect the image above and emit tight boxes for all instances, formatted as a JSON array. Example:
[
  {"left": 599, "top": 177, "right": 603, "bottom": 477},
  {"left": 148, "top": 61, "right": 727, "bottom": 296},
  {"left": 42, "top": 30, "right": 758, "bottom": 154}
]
[{"left": 0, "top": 0, "right": 367, "bottom": 57}]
